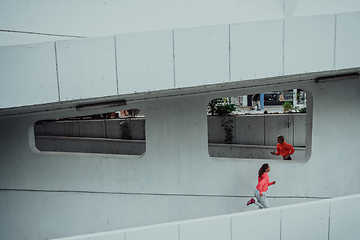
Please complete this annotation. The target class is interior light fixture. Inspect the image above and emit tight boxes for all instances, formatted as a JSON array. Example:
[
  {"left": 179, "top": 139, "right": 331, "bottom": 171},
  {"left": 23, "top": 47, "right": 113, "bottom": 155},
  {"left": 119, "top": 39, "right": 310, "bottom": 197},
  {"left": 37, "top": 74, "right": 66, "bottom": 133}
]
[
  {"left": 315, "top": 72, "right": 359, "bottom": 83},
  {"left": 76, "top": 100, "right": 126, "bottom": 111}
]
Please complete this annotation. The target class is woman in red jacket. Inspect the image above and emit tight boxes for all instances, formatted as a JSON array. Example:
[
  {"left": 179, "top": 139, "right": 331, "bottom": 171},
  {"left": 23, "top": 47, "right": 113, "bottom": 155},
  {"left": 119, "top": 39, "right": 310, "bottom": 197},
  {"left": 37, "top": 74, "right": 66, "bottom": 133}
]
[{"left": 247, "top": 163, "right": 276, "bottom": 208}]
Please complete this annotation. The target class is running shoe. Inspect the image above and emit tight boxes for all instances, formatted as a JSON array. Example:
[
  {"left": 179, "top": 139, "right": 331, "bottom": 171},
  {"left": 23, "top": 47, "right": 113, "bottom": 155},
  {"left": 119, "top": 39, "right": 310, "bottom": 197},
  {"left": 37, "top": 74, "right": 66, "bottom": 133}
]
[{"left": 246, "top": 198, "right": 255, "bottom": 206}]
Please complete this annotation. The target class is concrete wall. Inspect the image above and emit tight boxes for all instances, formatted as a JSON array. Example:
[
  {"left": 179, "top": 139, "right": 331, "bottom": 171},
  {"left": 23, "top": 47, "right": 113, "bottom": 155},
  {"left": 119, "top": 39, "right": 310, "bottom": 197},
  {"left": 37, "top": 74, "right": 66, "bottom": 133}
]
[
  {"left": 34, "top": 114, "right": 306, "bottom": 159},
  {"left": 1, "top": 77, "right": 360, "bottom": 240},
  {"left": 1, "top": 2, "right": 360, "bottom": 240},
  {"left": 1, "top": 0, "right": 360, "bottom": 47},
  {"left": 208, "top": 114, "right": 306, "bottom": 146},
  {"left": 35, "top": 136, "right": 146, "bottom": 156},
  {"left": 36, "top": 114, "right": 306, "bottom": 146},
  {"left": 35, "top": 118, "right": 146, "bottom": 140},
  {"left": 1, "top": 11, "right": 360, "bottom": 109},
  {"left": 34, "top": 136, "right": 306, "bottom": 159},
  {"left": 49, "top": 194, "right": 360, "bottom": 240},
  {"left": 209, "top": 144, "right": 305, "bottom": 159}
]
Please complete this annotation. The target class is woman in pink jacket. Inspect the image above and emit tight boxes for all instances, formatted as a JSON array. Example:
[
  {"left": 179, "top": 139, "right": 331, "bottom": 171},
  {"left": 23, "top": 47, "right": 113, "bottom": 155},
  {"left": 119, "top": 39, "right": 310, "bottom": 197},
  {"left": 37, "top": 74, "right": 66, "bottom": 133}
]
[{"left": 247, "top": 163, "right": 276, "bottom": 208}]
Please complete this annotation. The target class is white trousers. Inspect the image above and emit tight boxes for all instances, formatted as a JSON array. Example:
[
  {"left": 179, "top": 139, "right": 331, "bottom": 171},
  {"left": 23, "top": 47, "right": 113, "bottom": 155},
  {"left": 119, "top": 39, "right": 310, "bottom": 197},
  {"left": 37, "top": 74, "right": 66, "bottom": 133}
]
[{"left": 254, "top": 188, "right": 270, "bottom": 209}]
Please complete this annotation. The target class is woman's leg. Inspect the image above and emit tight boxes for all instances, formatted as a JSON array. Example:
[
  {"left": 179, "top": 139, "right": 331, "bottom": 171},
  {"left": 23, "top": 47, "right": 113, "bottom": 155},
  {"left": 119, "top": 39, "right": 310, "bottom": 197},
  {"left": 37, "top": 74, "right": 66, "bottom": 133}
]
[
  {"left": 254, "top": 189, "right": 270, "bottom": 209},
  {"left": 256, "top": 101, "right": 260, "bottom": 110}
]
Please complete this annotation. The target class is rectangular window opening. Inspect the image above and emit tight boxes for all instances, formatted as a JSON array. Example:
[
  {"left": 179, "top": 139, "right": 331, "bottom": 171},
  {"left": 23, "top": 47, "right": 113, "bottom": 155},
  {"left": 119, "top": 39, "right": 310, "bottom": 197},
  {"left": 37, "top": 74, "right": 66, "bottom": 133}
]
[
  {"left": 34, "top": 109, "right": 146, "bottom": 156},
  {"left": 207, "top": 89, "right": 310, "bottom": 161}
]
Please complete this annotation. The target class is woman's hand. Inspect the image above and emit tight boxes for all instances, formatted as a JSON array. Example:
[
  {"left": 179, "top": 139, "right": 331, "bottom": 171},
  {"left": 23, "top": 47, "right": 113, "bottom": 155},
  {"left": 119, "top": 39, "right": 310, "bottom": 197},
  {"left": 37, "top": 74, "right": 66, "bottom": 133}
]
[
  {"left": 260, "top": 192, "right": 263, "bottom": 196},
  {"left": 283, "top": 154, "right": 290, "bottom": 159},
  {"left": 271, "top": 151, "right": 276, "bottom": 155},
  {"left": 272, "top": 181, "right": 276, "bottom": 184}
]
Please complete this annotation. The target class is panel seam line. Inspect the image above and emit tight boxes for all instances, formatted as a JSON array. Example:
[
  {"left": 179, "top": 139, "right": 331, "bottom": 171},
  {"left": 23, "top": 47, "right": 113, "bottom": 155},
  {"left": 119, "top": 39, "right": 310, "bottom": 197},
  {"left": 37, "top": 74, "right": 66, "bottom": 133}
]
[
  {"left": 54, "top": 42, "right": 61, "bottom": 101},
  {"left": 333, "top": 14, "right": 337, "bottom": 70},
  {"left": 0, "top": 189, "right": 331, "bottom": 199},
  {"left": 172, "top": 30, "right": 176, "bottom": 88},
  {"left": 229, "top": 24, "right": 231, "bottom": 82},
  {"left": 114, "top": 36, "right": 119, "bottom": 95}
]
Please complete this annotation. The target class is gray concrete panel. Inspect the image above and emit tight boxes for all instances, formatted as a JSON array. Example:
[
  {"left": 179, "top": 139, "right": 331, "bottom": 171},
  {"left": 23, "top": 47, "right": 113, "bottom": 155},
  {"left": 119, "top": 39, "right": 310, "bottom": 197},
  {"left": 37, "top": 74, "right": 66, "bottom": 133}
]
[
  {"left": 335, "top": 12, "right": 360, "bottom": 70},
  {"left": 281, "top": 201, "right": 330, "bottom": 240},
  {"left": 232, "top": 209, "right": 281, "bottom": 240},
  {"left": 236, "top": 115, "right": 265, "bottom": 145},
  {"left": 329, "top": 195, "right": 360, "bottom": 240},
  {"left": 34, "top": 121, "right": 46, "bottom": 136},
  {"left": 104, "top": 119, "right": 122, "bottom": 139},
  {"left": 230, "top": 19, "right": 283, "bottom": 81},
  {"left": 56, "top": 37, "right": 118, "bottom": 101},
  {"left": 179, "top": 217, "right": 231, "bottom": 240},
  {"left": 0, "top": 42, "right": 59, "bottom": 108},
  {"left": 264, "top": 115, "right": 294, "bottom": 146},
  {"left": 174, "top": 25, "right": 229, "bottom": 88},
  {"left": 78, "top": 120, "right": 105, "bottom": 138},
  {"left": 45, "top": 121, "right": 80, "bottom": 137},
  {"left": 293, "top": 114, "right": 306, "bottom": 146},
  {"left": 116, "top": 31, "right": 174, "bottom": 94},
  {"left": 207, "top": 116, "right": 230, "bottom": 144},
  {"left": 284, "top": 15, "right": 335, "bottom": 75},
  {"left": 126, "top": 225, "right": 178, "bottom": 240},
  {"left": 105, "top": 119, "right": 146, "bottom": 140},
  {"left": 127, "top": 119, "right": 146, "bottom": 140}
]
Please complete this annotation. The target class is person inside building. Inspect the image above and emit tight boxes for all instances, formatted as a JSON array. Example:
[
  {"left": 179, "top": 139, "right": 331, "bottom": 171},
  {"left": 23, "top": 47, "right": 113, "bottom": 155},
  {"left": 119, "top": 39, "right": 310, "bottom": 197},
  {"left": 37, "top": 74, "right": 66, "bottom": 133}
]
[
  {"left": 271, "top": 135, "right": 295, "bottom": 160},
  {"left": 250, "top": 93, "right": 261, "bottom": 110}
]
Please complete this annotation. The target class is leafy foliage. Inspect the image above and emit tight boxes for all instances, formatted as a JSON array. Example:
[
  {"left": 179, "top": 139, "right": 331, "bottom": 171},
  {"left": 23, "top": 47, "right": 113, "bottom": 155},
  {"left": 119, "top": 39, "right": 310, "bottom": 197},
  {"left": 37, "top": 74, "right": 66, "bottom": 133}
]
[
  {"left": 282, "top": 101, "right": 299, "bottom": 113},
  {"left": 221, "top": 117, "right": 234, "bottom": 144},
  {"left": 208, "top": 99, "right": 236, "bottom": 116},
  {"left": 208, "top": 99, "right": 222, "bottom": 116},
  {"left": 215, "top": 104, "right": 236, "bottom": 117},
  {"left": 299, "top": 108, "right": 306, "bottom": 113}
]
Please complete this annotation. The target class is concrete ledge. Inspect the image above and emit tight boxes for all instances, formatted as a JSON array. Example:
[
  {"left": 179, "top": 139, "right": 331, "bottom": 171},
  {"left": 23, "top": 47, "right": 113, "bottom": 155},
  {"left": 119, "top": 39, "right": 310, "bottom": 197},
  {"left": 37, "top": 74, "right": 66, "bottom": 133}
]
[
  {"left": 49, "top": 194, "right": 360, "bottom": 240},
  {"left": 209, "top": 143, "right": 305, "bottom": 159},
  {"left": 232, "top": 209, "right": 280, "bottom": 240},
  {"left": 35, "top": 136, "right": 305, "bottom": 160},
  {"left": 35, "top": 136, "right": 146, "bottom": 155}
]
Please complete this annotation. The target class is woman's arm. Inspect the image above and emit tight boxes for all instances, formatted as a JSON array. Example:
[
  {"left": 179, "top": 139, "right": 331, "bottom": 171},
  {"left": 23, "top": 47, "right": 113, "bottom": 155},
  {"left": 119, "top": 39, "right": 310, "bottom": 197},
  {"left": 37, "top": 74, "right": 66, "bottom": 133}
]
[
  {"left": 289, "top": 145, "right": 295, "bottom": 155},
  {"left": 271, "top": 144, "right": 280, "bottom": 155},
  {"left": 257, "top": 174, "right": 268, "bottom": 195}
]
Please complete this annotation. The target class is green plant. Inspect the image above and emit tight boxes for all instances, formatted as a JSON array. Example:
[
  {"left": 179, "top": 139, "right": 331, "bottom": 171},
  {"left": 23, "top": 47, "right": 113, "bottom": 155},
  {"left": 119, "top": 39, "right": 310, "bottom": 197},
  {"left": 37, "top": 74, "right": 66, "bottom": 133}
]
[
  {"left": 215, "top": 104, "right": 236, "bottom": 117},
  {"left": 208, "top": 99, "right": 222, "bottom": 116},
  {"left": 119, "top": 119, "right": 132, "bottom": 140},
  {"left": 286, "top": 117, "right": 292, "bottom": 128},
  {"left": 299, "top": 107, "right": 306, "bottom": 113},
  {"left": 208, "top": 98, "right": 236, "bottom": 116},
  {"left": 296, "top": 90, "right": 306, "bottom": 104},
  {"left": 221, "top": 117, "right": 234, "bottom": 143},
  {"left": 283, "top": 101, "right": 299, "bottom": 113},
  {"left": 282, "top": 101, "right": 292, "bottom": 112}
]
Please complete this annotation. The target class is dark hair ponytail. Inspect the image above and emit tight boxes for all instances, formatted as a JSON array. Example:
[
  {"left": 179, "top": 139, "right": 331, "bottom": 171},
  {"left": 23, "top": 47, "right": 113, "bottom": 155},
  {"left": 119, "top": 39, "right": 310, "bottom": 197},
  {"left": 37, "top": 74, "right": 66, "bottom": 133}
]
[{"left": 258, "top": 163, "right": 269, "bottom": 178}]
